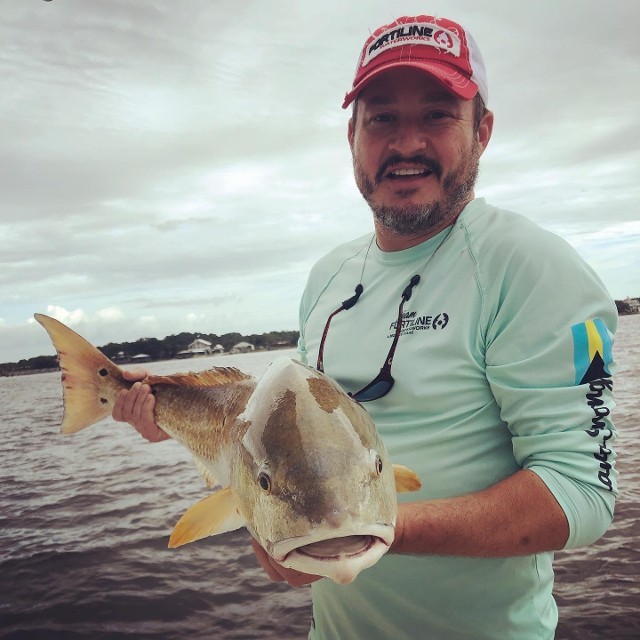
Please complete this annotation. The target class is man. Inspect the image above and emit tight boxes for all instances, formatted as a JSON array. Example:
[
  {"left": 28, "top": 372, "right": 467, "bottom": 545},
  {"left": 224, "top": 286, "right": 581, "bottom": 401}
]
[{"left": 114, "top": 14, "right": 618, "bottom": 639}]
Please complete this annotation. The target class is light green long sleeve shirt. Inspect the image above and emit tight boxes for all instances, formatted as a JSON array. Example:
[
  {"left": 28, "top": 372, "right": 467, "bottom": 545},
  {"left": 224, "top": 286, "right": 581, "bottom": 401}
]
[{"left": 298, "top": 199, "right": 617, "bottom": 639}]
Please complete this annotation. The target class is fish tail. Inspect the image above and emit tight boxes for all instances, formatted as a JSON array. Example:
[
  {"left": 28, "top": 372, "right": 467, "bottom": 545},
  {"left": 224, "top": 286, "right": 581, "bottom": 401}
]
[{"left": 34, "top": 314, "right": 127, "bottom": 434}]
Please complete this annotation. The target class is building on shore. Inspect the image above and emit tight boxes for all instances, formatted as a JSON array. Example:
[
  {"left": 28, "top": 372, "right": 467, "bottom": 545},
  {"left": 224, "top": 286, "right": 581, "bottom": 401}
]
[
  {"left": 230, "top": 341, "right": 255, "bottom": 354},
  {"left": 176, "top": 338, "right": 225, "bottom": 359},
  {"left": 131, "top": 353, "right": 151, "bottom": 363}
]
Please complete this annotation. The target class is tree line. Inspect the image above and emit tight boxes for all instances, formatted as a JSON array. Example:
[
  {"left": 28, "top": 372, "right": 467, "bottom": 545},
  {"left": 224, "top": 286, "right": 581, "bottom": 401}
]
[{"left": 0, "top": 328, "right": 299, "bottom": 376}]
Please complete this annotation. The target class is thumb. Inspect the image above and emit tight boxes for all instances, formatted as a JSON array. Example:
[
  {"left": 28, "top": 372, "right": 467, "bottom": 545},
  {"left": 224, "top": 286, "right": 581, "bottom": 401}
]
[{"left": 122, "top": 367, "right": 149, "bottom": 382}]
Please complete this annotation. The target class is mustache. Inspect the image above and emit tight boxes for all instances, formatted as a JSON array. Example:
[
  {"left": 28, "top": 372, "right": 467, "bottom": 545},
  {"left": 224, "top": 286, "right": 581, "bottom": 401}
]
[{"left": 375, "top": 155, "right": 443, "bottom": 184}]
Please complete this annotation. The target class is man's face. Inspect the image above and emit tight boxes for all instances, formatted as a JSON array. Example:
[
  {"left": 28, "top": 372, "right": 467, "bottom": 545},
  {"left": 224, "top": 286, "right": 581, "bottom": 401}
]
[{"left": 348, "top": 68, "right": 492, "bottom": 242}]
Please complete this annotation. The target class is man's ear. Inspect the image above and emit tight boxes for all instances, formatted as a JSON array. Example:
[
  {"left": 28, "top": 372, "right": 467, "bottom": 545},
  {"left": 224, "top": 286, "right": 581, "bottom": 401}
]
[
  {"left": 347, "top": 117, "right": 355, "bottom": 151},
  {"left": 477, "top": 110, "right": 494, "bottom": 154}
]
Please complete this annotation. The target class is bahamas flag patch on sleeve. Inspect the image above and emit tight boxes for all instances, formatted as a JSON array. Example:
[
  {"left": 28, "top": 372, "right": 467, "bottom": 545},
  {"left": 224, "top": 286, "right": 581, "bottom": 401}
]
[{"left": 571, "top": 319, "right": 613, "bottom": 385}]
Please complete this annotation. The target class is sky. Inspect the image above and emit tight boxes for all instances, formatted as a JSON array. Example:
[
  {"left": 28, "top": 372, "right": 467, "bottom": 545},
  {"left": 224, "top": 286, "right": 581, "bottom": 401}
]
[{"left": 1, "top": 0, "right": 638, "bottom": 363}]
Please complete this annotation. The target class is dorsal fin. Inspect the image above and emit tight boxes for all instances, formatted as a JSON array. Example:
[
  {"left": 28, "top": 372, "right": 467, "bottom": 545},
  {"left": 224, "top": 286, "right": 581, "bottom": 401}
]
[{"left": 144, "top": 367, "right": 253, "bottom": 388}]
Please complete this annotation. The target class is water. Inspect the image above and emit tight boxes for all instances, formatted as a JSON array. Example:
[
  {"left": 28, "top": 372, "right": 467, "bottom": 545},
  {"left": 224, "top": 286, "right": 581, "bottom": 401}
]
[
  {"left": 0, "top": 349, "right": 312, "bottom": 640},
  {"left": 1, "top": 318, "right": 638, "bottom": 639}
]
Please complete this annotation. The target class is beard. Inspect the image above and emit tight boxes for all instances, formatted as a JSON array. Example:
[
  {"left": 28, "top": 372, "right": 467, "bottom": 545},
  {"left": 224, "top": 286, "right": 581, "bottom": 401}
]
[{"left": 353, "top": 142, "right": 481, "bottom": 236}]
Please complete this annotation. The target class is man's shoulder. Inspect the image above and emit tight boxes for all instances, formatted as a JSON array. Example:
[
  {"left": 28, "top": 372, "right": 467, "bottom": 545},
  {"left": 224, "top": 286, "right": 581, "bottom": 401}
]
[
  {"left": 460, "top": 199, "right": 572, "bottom": 259},
  {"left": 462, "top": 198, "right": 548, "bottom": 237},
  {"left": 310, "top": 233, "right": 373, "bottom": 275},
  {"left": 301, "top": 233, "right": 373, "bottom": 307}
]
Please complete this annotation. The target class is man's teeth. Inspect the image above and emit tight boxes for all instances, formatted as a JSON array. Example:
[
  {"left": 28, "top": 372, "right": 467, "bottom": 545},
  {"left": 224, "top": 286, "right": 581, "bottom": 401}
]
[{"left": 389, "top": 168, "right": 428, "bottom": 176}]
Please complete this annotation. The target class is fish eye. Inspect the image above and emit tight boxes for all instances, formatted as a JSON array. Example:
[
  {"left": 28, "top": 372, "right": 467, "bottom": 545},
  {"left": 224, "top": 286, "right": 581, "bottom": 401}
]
[{"left": 258, "top": 471, "right": 271, "bottom": 493}]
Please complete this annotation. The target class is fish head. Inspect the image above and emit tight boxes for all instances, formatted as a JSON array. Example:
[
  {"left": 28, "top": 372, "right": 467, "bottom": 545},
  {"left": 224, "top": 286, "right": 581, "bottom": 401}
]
[{"left": 231, "top": 358, "right": 396, "bottom": 584}]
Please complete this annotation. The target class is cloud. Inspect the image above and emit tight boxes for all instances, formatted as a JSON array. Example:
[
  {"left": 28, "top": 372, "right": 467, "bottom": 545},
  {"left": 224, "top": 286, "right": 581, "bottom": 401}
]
[{"left": 1, "top": 0, "right": 638, "bottom": 363}]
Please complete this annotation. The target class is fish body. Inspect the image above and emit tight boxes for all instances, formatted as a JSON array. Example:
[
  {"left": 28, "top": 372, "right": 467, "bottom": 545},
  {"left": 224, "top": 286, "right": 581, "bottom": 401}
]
[{"left": 35, "top": 313, "right": 420, "bottom": 584}]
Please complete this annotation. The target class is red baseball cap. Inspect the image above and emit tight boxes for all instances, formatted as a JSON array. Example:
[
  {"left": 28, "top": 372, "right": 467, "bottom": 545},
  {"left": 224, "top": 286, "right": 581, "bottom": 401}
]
[{"left": 342, "top": 15, "right": 488, "bottom": 109}]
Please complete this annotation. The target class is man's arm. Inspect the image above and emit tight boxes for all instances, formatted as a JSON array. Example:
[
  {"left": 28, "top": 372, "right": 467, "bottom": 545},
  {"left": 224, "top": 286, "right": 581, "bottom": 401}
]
[{"left": 392, "top": 469, "right": 569, "bottom": 556}]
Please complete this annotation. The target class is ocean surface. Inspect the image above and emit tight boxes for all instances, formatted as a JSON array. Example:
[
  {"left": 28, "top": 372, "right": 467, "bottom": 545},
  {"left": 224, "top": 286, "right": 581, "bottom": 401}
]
[{"left": 1, "top": 315, "right": 638, "bottom": 639}]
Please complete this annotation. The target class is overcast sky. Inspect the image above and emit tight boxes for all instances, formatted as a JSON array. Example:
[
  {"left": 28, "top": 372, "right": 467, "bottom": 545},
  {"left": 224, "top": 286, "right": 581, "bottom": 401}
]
[{"left": 1, "top": 0, "right": 638, "bottom": 363}]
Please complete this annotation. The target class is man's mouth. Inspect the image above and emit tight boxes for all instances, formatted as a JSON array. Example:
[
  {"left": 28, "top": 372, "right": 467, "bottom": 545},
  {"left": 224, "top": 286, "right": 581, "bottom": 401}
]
[
  {"left": 376, "top": 156, "right": 442, "bottom": 184},
  {"left": 385, "top": 167, "right": 434, "bottom": 180}
]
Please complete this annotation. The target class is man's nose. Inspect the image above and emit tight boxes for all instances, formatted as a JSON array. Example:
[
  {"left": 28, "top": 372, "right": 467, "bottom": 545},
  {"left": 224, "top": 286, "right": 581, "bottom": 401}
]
[{"left": 388, "top": 122, "right": 428, "bottom": 155}]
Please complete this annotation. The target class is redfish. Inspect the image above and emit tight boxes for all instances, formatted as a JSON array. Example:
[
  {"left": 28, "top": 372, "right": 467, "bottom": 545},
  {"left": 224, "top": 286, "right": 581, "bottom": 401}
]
[{"left": 35, "top": 313, "right": 420, "bottom": 584}]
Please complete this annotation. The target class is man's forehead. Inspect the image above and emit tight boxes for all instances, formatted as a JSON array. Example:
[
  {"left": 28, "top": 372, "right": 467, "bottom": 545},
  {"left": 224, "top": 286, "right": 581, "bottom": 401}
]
[
  {"left": 358, "top": 69, "right": 463, "bottom": 107},
  {"left": 362, "top": 89, "right": 459, "bottom": 107}
]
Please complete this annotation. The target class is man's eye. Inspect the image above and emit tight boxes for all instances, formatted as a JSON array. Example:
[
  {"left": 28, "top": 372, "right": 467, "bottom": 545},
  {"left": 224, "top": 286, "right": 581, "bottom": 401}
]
[
  {"left": 427, "top": 111, "right": 451, "bottom": 120},
  {"left": 372, "top": 113, "right": 394, "bottom": 123}
]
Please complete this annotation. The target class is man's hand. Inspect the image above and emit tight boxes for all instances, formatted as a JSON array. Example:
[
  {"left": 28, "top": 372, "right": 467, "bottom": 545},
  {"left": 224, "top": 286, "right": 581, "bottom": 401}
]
[
  {"left": 112, "top": 368, "right": 170, "bottom": 442},
  {"left": 251, "top": 539, "right": 323, "bottom": 588}
]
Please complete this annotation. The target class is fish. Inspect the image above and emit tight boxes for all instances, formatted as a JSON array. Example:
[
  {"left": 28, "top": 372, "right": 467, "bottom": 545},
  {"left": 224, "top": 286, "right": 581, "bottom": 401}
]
[{"left": 34, "top": 313, "right": 421, "bottom": 585}]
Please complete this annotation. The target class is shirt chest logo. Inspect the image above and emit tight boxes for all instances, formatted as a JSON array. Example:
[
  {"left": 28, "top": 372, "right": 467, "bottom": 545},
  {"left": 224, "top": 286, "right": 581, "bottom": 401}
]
[{"left": 387, "top": 311, "right": 450, "bottom": 338}]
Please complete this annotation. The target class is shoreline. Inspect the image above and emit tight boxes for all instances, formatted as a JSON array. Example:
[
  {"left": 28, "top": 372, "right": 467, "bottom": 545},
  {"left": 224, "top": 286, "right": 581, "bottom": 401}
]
[{"left": 0, "top": 345, "right": 297, "bottom": 378}]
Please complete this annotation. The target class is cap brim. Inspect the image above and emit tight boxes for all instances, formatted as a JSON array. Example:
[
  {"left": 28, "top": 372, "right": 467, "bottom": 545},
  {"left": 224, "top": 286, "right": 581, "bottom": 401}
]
[{"left": 342, "top": 60, "right": 478, "bottom": 109}]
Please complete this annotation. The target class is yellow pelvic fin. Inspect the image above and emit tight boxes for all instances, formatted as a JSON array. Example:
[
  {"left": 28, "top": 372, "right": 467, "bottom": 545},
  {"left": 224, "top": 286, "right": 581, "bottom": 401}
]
[
  {"left": 34, "top": 314, "right": 126, "bottom": 434},
  {"left": 168, "top": 486, "right": 246, "bottom": 549},
  {"left": 393, "top": 464, "right": 422, "bottom": 493}
]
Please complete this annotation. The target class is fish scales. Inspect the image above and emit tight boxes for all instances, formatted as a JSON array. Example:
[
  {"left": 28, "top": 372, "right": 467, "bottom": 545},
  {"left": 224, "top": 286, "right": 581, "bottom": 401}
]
[{"left": 148, "top": 381, "right": 256, "bottom": 487}]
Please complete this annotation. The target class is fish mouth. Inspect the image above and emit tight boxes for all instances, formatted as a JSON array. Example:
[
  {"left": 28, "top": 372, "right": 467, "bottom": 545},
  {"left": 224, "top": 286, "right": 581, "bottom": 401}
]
[
  {"left": 296, "top": 534, "right": 378, "bottom": 560},
  {"left": 271, "top": 524, "right": 394, "bottom": 584}
]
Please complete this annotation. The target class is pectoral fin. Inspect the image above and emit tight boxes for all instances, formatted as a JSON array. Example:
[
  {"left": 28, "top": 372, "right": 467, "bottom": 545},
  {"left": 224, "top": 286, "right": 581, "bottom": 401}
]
[
  {"left": 393, "top": 464, "right": 422, "bottom": 493},
  {"left": 168, "top": 486, "right": 246, "bottom": 548}
]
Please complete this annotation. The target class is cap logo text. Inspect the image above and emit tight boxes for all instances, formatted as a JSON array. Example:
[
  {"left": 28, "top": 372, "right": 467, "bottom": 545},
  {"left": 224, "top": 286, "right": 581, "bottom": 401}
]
[{"left": 363, "top": 22, "right": 462, "bottom": 68}]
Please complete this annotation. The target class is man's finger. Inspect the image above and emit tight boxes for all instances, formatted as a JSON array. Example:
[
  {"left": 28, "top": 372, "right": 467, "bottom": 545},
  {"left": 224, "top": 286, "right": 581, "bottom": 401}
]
[{"left": 250, "top": 539, "right": 322, "bottom": 587}]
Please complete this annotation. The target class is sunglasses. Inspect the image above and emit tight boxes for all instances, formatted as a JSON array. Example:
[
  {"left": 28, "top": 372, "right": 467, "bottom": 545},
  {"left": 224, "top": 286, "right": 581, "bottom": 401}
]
[{"left": 316, "top": 274, "right": 421, "bottom": 402}]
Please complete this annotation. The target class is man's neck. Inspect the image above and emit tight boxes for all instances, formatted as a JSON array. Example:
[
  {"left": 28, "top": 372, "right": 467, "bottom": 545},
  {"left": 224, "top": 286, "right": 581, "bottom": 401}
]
[{"left": 373, "top": 198, "right": 473, "bottom": 252}]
